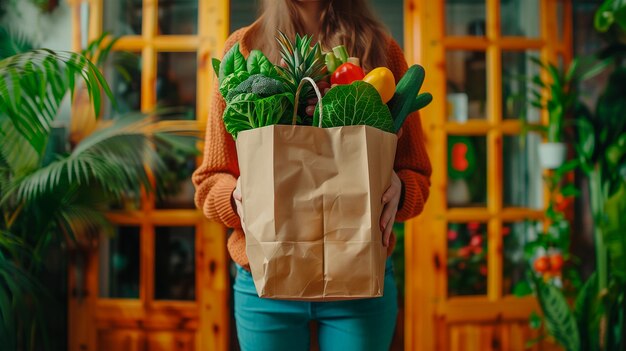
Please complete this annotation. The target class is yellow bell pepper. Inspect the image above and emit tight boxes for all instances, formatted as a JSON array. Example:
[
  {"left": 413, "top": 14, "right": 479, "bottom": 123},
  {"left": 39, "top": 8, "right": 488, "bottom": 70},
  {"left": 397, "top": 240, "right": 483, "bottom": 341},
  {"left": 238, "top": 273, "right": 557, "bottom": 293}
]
[{"left": 362, "top": 67, "right": 396, "bottom": 103}]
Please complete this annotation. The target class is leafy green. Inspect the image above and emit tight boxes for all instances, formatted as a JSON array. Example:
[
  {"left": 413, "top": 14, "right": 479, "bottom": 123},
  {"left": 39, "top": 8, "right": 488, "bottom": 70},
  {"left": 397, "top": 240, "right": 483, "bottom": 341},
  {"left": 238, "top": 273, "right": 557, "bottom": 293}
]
[
  {"left": 223, "top": 92, "right": 293, "bottom": 138},
  {"left": 246, "top": 50, "right": 278, "bottom": 78},
  {"left": 219, "top": 71, "right": 250, "bottom": 99},
  {"left": 313, "top": 81, "right": 394, "bottom": 133},
  {"left": 225, "top": 74, "right": 285, "bottom": 101},
  {"left": 218, "top": 43, "right": 246, "bottom": 83}
]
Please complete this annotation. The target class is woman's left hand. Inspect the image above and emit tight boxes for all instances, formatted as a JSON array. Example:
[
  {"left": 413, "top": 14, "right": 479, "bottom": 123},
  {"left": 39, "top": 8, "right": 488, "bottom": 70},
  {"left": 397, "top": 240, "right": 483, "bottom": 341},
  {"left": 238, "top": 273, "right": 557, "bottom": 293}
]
[{"left": 380, "top": 171, "right": 402, "bottom": 247}]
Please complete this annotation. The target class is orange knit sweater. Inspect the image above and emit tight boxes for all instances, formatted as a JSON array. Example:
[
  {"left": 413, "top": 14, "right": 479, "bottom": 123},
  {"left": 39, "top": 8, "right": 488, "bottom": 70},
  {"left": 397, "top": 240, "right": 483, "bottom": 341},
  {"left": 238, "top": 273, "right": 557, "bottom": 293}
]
[{"left": 192, "top": 27, "right": 432, "bottom": 268}]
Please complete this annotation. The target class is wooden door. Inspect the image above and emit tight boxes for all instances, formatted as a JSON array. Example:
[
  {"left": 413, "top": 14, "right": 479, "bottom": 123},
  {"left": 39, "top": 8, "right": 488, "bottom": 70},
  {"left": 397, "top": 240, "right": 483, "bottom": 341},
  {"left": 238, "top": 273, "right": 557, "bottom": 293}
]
[
  {"left": 67, "top": 1, "right": 230, "bottom": 350},
  {"left": 403, "top": 0, "right": 572, "bottom": 350}
]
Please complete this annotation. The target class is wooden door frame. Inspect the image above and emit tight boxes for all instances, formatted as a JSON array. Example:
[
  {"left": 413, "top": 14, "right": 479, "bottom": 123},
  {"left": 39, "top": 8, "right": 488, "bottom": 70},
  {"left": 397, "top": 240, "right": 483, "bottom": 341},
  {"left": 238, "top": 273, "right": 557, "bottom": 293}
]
[
  {"left": 403, "top": 0, "right": 573, "bottom": 350},
  {"left": 67, "top": 1, "right": 231, "bottom": 350}
]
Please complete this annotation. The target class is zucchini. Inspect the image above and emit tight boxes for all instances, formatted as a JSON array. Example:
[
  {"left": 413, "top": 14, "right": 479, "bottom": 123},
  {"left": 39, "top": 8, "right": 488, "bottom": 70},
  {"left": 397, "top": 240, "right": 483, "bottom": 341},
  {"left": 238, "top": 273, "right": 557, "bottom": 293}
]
[{"left": 389, "top": 64, "right": 432, "bottom": 133}]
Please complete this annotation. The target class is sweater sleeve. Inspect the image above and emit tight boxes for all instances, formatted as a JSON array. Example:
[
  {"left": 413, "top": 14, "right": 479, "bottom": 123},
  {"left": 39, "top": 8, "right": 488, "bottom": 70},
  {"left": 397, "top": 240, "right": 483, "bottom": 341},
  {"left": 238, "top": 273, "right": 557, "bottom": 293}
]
[
  {"left": 386, "top": 39, "right": 433, "bottom": 221},
  {"left": 192, "top": 29, "right": 248, "bottom": 229}
]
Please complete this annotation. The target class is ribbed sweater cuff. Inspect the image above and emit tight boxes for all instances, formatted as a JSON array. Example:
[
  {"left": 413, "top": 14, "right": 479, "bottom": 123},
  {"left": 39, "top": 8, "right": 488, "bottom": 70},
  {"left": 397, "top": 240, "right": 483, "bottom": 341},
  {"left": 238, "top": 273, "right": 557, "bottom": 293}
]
[
  {"left": 213, "top": 176, "right": 242, "bottom": 229},
  {"left": 396, "top": 169, "right": 420, "bottom": 221}
]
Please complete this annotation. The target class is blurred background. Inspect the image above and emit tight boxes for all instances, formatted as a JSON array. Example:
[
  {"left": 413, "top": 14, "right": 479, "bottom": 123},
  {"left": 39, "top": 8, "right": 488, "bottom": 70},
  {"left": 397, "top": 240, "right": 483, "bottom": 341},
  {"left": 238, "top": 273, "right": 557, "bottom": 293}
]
[{"left": 0, "top": 0, "right": 624, "bottom": 350}]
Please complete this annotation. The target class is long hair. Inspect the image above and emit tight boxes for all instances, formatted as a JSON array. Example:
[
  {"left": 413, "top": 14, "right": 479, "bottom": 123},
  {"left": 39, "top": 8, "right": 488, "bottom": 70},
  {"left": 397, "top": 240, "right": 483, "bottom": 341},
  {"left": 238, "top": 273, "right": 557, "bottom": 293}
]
[{"left": 247, "top": 0, "right": 389, "bottom": 71}]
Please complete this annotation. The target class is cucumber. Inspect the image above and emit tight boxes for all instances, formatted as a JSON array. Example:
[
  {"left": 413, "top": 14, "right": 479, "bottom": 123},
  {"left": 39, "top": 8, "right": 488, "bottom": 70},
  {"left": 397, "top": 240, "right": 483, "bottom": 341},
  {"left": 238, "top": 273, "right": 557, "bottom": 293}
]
[{"left": 389, "top": 64, "right": 432, "bottom": 133}]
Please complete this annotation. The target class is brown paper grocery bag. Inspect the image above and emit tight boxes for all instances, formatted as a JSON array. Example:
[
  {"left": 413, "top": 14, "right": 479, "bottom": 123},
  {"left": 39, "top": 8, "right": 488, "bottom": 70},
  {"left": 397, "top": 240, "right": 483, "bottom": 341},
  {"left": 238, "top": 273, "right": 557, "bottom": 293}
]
[{"left": 236, "top": 122, "right": 397, "bottom": 301}]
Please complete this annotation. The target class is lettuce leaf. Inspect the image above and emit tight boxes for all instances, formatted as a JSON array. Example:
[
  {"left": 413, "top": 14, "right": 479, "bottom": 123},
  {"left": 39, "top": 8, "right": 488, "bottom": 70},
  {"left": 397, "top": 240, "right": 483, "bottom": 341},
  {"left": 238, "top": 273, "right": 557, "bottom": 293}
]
[
  {"left": 246, "top": 50, "right": 279, "bottom": 78},
  {"left": 223, "top": 92, "right": 294, "bottom": 138},
  {"left": 313, "top": 81, "right": 394, "bottom": 133},
  {"left": 219, "top": 43, "right": 246, "bottom": 83}
]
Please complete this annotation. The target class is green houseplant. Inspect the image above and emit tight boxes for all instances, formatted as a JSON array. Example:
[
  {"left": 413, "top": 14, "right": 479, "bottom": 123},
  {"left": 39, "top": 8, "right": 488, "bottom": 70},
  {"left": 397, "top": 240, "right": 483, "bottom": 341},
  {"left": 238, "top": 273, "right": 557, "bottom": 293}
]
[
  {"left": 0, "top": 34, "right": 198, "bottom": 351},
  {"left": 516, "top": 3, "right": 626, "bottom": 349}
]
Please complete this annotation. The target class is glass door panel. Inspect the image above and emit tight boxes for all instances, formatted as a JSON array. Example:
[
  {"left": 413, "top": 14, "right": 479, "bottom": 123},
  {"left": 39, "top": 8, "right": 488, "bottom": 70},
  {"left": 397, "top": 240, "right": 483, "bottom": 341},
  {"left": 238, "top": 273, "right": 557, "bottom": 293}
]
[
  {"left": 445, "top": 0, "right": 486, "bottom": 37},
  {"left": 99, "top": 226, "right": 141, "bottom": 298},
  {"left": 500, "top": 0, "right": 540, "bottom": 37},
  {"left": 158, "top": 0, "right": 199, "bottom": 35},
  {"left": 446, "top": 51, "right": 487, "bottom": 121},
  {"left": 502, "top": 135, "right": 543, "bottom": 209},
  {"left": 155, "top": 52, "right": 197, "bottom": 209},
  {"left": 503, "top": 222, "right": 538, "bottom": 295},
  {"left": 154, "top": 226, "right": 196, "bottom": 300},
  {"left": 501, "top": 51, "right": 541, "bottom": 121},
  {"left": 103, "top": 0, "right": 142, "bottom": 36},
  {"left": 447, "top": 136, "right": 487, "bottom": 207},
  {"left": 447, "top": 222, "right": 488, "bottom": 297}
]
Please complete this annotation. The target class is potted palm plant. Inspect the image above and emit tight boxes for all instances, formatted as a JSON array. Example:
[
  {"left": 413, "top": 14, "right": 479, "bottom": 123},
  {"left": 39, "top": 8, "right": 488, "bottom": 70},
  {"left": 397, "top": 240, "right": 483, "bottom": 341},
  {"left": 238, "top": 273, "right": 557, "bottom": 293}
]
[
  {"left": 0, "top": 34, "right": 198, "bottom": 350},
  {"left": 529, "top": 58, "right": 578, "bottom": 169}
]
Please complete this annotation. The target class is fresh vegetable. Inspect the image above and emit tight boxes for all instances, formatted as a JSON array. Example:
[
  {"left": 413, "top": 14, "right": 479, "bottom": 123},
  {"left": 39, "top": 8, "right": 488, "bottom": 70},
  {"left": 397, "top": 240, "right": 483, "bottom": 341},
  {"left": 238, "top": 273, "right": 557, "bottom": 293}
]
[
  {"left": 219, "top": 71, "right": 251, "bottom": 99},
  {"left": 325, "top": 52, "right": 341, "bottom": 73},
  {"left": 218, "top": 43, "right": 246, "bottom": 83},
  {"left": 347, "top": 57, "right": 360, "bottom": 67},
  {"left": 246, "top": 49, "right": 279, "bottom": 77},
  {"left": 331, "top": 62, "right": 365, "bottom": 85},
  {"left": 223, "top": 92, "right": 294, "bottom": 138},
  {"left": 388, "top": 64, "right": 433, "bottom": 133},
  {"left": 276, "top": 31, "right": 327, "bottom": 103},
  {"left": 225, "top": 74, "right": 285, "bottom": 101},
  {"left": 313, "top": 81, "right": 394, "bottom": 133},
  {"left": 332, "top": 45, "right": 349, "bottom": 64},
  {"left": 362, "top": 67, "right": 395, "bottom": 103}
]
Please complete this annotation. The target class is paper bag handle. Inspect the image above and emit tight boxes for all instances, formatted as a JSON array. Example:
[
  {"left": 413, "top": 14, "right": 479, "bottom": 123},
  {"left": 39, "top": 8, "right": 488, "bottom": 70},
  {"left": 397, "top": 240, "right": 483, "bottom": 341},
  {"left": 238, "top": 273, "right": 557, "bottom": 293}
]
[{"left": 292, "top": 77, "right": 324, "bottom": 128}]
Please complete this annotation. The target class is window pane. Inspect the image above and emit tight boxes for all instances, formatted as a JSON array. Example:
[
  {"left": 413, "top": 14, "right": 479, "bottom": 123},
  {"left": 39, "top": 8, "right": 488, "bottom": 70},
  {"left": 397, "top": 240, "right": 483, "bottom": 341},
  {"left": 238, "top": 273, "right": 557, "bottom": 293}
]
[
  {"left": 99, "top": 226, "right": 140, "bottom": 298},
  {"left": 155, "top": 52, "right": 197, "bottom": 209},
  {"left": 503, "top": 222, "right": 538, "bottom": 294},
  {"left": 447, "top": 222, "right": 488, "bottom": 297},
  {"left": 154, "top": 226, "right": 196, "bottom": 300},
  {"left": 502, "top": 51, "right": 540, "bottom": 121},
  {"left": 447, "top": 51, "right": 487, "bottom": 120},
  {"left": 501, "top": 0, "right": 540, "bottom": 37},
  {"left": 103, "top": 51, "right": 142, "bottom": 118},
  {"left": 446, "top": 1, "right": 486, "bottom": 37},
  {"left": 447, "top": 136, "right": 487, "bottom": 207},
  {"left": 158, "top": 0, "right": 198, "bottom": 35},
  {"left": 103, "top": 0, "right": 142, "bottom": 36},
  {"left": 503, "top": 135, "right": 543, "bottom": 209}
]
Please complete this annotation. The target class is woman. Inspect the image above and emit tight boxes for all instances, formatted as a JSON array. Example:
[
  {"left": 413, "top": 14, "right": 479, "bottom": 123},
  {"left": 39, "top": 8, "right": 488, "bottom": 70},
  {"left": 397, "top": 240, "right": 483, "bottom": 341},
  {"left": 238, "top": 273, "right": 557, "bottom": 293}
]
[{"left": 192, "top": 0, "right": 431, "bottom": 350}]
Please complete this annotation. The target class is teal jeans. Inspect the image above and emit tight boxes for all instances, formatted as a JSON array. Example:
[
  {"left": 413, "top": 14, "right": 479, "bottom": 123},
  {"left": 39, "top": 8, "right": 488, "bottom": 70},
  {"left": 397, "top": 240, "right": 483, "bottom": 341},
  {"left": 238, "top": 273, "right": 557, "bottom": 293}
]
[{"left": 233, "top": 259, "right": 398, "bottom": 351}]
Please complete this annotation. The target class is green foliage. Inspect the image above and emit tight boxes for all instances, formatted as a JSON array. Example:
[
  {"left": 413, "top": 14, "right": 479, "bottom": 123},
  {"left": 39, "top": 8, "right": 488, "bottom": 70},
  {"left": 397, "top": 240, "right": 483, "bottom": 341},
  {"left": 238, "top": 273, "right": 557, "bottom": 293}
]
[
  {"left": 246, "top": 50, "right": 278, "bottom": 78},
  {"left": 218, "top": 42, "right": 246, "bottom": 83},
  {"left": 225, "top": 74, "right": 285, "bottom": 101},
  {"left": 533, "top": 275, "right": 581, "bottom": 351},
  {"left": 313, "top": 81, "right": 394, "bottom": 133},
  {"left": 275, "top": 31, "right": 327, "bottom": 103},
  {"left": 0, "top": 36, "right": 199, "bottom": 350},
  {"left": 223, "top": 92, "right": 294, "bottom": 138},
  {"left": 0, "top": 49, "right": 112, "bottom": 154},
  {"left": 219, "top": 70, "right": 251, "bottom": 99},
  {"left": 595, "top": 0, "right": 626, "bottom": 33}
]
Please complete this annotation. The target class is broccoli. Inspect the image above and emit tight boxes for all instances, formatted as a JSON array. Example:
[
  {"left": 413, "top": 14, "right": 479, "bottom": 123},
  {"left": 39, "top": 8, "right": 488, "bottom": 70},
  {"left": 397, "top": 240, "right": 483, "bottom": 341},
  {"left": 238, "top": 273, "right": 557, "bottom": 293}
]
[{"left": 226, "top": 74, "right": 285, "bottom": 101}]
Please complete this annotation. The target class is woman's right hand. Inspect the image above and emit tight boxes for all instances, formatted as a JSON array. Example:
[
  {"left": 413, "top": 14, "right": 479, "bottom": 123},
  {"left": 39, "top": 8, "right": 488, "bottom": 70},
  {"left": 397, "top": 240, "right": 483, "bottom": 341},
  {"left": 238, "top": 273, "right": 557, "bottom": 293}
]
[{"left": 232, "top": 177, "right": 243, "bottom": 221}]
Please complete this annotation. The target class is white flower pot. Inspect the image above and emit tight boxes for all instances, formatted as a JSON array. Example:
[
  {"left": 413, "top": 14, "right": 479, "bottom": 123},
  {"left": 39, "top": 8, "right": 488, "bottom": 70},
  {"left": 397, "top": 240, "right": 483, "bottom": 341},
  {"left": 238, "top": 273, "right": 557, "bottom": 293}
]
[{"left": 539, "top": 142, "right": 567, "bottom": 169}]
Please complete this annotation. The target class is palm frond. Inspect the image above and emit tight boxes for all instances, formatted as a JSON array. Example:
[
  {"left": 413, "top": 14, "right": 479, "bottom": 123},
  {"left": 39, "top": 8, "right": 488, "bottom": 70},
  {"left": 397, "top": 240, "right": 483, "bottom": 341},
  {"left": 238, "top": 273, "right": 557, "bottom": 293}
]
[
  {"left": 0, "top": 25, "right": 37, "bottom": 59},
  {"left": 0, "top": 116, "right": 39, "bottom": 176},
  {"left": 4, "top": 114, "right": 199, "bottom": 204},
  {"left": 0, "top": 49, "right": 113, "bottom": 155}
]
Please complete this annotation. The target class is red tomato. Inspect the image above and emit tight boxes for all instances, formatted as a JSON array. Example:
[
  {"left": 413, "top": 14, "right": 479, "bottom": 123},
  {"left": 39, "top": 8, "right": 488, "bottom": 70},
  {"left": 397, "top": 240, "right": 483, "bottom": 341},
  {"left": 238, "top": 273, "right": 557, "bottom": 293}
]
[
  {"left": 534, "top": 256, "right": 550, "bottom": 273},
  {"left": 330, "top": 63, "right": 365, "bottom": 85},
  {"left": 550, "top": 254, "right": 564, "bottom": 272}
]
